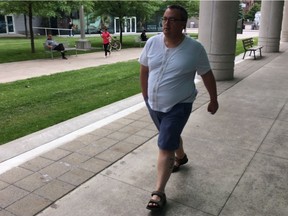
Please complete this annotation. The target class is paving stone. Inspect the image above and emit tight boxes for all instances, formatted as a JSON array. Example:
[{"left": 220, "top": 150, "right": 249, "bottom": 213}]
[
  {"left": 135, "top": 128, "right": 158, "bottom": 138},
  {"left": 106, "top": 131, "right": 131, "bottom": 141},
  {"left": 259, "top": 120, "right": 288, "bottom": 159},
  {"left": 89, "top": 128, "right": 113, "bottom": 137},
  {"left": 128, "top": 120, "right": 152, "bottom": 129},
  {"left": 6, "top": 193, "right": 51, "bottom": 216},
  {"left": 57, "top": 168, "right": 94, "bottom": 186},
  {"left": 0, "top": 209, "right": 15, "bottom": 216},
  {"left": 79, "top": 158, "right": 111, "bottom": 173},
  {"left": 81, "top": 137, "right": 119, "bottom": 156},
  {"left": 60, "top": 152, "right": 90, "bottom": 166},
  {"left": 39, "top": 161, "right": 71, "bottom": 179},
  {"left": 145, "top": 123, "right": 158, "bottom": 131},
  {"left": 95, "top": 149, "right": 126, "bottom": 162},
  {"left": 37, "top": 174, "right": 213, "bottom": 216},
  {"left": 113, "top": 118, "right": 134, "bottom": 125},
  {"left": 0, "top": 185, "right": 29, "bottom": 208},
  {"left": 122, "top": 134, "right": 151, "bottom": 146},
  {"left": 0, "top": 167, "right": 33, "bottom": 184},
  {"left": 73, "top": 134, "right": 101, "bottom": 145},
  {"left": 133, "top": 108, "right": 149, "bottom": 117},
  {"left": 220, "top": 154, "right": 288, "bottom": 216},
  {"left": 102, "top": 122, "right": 126, "bottom": 131},
  {"left": 118, "top": 124, "right": 142, "bottom": 134},
  {"left": 124, "top": 112, "right": 144, "bottom": 120},
  {"left": 41, "top": 148, "right": 71, "bottom": 161},
  {"left": 59, "top": 139, "right": 87, "bottom": 152},
  {"left": 0, "top": 180, "right": 8, "bottom": 190},
  {"left": 14, "top": 173, "right": 48, "bottom": 192},
  {"left": 34, "top": 179, "right": 75, "bottom": 201},
  {"left": 77, "top": 142, "right": 111, "bottom": 157},
  {"left": 20, "top": 156, "right": 54, "bottom": 172},
  {"left": 278, "top": 102, "right": 288, "bottom": 122},
  {"left": 109, "top": 141, "right": 139, "bottom": 154}
]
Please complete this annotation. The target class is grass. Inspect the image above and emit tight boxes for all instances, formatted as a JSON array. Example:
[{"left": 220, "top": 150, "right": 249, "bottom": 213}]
[
  {"left": 0, "top": 33, "right": 198, "bottom": 63},
  {"left": 0, "top": 33, "right": 253, "bottom": 145},
  {"left": 0, "top": 60, "right": 141, "bottom": 144}
]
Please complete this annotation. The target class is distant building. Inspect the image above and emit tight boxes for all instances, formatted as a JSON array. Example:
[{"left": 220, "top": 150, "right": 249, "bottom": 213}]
[{"left": 0, "top": 14, "right": 42, "bottom": 35}]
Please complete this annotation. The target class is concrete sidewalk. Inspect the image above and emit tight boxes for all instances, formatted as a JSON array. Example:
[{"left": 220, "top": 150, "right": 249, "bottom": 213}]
[
  {"left": 1, "top": 41, "right": 288, "bottom": 216},
  {"left": 0, "top": 48, "right": 143, "bottom": 83}
]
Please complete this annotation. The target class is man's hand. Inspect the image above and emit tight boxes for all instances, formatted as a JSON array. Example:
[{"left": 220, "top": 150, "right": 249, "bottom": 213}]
[{"left": 207, "top": 100, "right": 219, "bottom": 115}]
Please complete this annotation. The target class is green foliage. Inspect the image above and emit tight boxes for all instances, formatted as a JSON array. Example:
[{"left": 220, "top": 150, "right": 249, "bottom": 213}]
[
  {"left": 159, "top": 0, "right": 200, "bottom": 17},
  {"left": 238, "top": 2, "right": 244, "bottom": 19},
  {"left": 0, "top": 1, "right": 94, "bottom": 17},
  {"left": 244, "top": 3, "right": 261, "bottom": 21}
]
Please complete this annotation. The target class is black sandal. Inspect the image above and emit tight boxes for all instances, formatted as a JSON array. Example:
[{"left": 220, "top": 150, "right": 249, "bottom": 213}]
[
  {"left": 172, "top": 154, "right": 188, "bottom": 173},
  {"left": 146, "top": 191, "right": 166, "bottom": 211}
]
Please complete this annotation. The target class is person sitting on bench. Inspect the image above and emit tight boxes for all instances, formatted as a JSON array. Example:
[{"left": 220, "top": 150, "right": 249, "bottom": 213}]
[
  {"left": 45, "top": 34, "right": 67, "bottom": 60},
  {"left": 140, "top": 30, "right": 148, "bottom": 41}
]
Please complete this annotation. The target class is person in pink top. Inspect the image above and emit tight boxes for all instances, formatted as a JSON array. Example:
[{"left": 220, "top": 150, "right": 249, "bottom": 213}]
[{"left": 101, "top": 27, "right": 111, "bottom": 57}]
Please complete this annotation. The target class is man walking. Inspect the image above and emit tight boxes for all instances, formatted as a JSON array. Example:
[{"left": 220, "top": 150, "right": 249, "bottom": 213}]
[{"left": 139, "top": 5, "right": 219, "bottom": 211}]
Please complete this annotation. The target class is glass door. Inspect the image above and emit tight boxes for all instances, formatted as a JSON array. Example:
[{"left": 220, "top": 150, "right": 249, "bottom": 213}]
[
  {"left": 0, "top": 15, "right": 14, "bottom": 34},
  {"left": 114, "top": 17, "right": 136, "bottom": 33},
  {"left": 0, "top": 15, "right": 6, "bottom": 34},
  {"left": 7, "top": 16, "right": 15, "bottom": 33}
]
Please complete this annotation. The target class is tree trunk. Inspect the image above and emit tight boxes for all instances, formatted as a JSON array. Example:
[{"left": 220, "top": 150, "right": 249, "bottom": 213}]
[
  {"left": 119, "top": 17, "right": 123, "bottom": 45},
  {"left": 28, "top": 2, "right": 35, "bottom": 53},
  {"left": 24, "top": 14, "right": 28, "bottom": 38}
]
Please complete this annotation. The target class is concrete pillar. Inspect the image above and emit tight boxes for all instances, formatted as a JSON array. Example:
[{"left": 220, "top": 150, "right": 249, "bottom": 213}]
[
  {"left": 281, "top": 0, "right": 288, "bottom": 42},
  {"left": 198, "top": 1, "right": 239, "bottom": 81},
  {"left": 258, "top": 0, "right": 284, "bottom": 52},
  {"left": 77, "top": 5, "right": 91, "bottom": 50}
]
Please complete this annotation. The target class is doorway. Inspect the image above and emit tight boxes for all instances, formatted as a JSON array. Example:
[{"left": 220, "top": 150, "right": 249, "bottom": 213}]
[
  {"left": 114, "top": 17, "right": 136, "bottom": 34},
  {"left": 0, "top": 15, "right": 15, "bottom": 34}
]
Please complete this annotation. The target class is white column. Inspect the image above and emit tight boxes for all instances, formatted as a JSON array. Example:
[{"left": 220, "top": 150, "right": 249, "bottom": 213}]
[
  {"left": 79, "top": 5, "right": 85, "bottom": 39},
  {"left": 281, "top": 0, "right": 288, "bottom": 42},
  {"left": 77, "top": 5, "right": 91, "bottom": 50},
  {"left": 258, "top": 0, "right": 285, "bottom": 52},
  {"left": 198, "top": 0, "right": 239, "bottom": 81}
]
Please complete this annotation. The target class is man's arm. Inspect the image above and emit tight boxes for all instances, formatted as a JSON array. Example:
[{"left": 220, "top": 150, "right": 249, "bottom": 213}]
[
  {"left": 140, "top": 64, "right": 149, "bottom": 100},
  {"left": 45, "top": 40, "right": 53, "bottom": 49},
  {"left": 200, "top": 70, "right": 219, "bottom": 114}
]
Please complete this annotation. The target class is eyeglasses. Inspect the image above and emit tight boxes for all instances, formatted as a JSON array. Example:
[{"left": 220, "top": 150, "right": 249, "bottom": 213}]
[{"left": 161, "top": 17, "right": 185, "bottom": 22}]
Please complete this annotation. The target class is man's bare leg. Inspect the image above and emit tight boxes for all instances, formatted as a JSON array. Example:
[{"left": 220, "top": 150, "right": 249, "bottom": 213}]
[
  {"left": 148, "top": 149, "right": 174, "bottom": 206},
  {"left": 175, "top": 136, "right": 185, "bottom": 159}
]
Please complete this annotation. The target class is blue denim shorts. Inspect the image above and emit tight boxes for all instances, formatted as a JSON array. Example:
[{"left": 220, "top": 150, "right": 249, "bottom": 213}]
[{"left": 146, "top": 102, "right": 192, "bottom": 150}]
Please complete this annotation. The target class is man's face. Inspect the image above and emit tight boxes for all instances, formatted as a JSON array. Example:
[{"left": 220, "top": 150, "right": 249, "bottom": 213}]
[
  {"left": 162, "top": 8, "right": 186, "bottom": 36},
  {"left": 47, "top": 35, "right": 52, "bottom": 40}
]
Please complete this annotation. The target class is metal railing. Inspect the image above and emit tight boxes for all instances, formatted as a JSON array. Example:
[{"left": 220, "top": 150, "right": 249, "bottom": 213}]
[{"left": 33, "top": 27, "right": 72, "bottom": 36}]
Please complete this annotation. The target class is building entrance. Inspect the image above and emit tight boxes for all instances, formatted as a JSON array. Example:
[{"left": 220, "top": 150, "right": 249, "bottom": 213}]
[
  {"left": 114, "top": 17, "right": 136, "bottom": 34},
  {"left": 0, "top": 15, "right": 14, "bottom": 34}
]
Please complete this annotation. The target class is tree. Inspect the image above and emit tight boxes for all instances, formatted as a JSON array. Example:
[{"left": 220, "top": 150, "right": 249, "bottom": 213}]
[
  {"left": 0, "top": 1, "right": 94, "bottom": 53},
  {"left": 92, "top": 1, "right": 161, "bottom": 44},
  {"left": 244, "top": 2, "right": 261, "bottom": 21},
  {"left": 160, "top": 0, "right": 200, "bottom": 17}
]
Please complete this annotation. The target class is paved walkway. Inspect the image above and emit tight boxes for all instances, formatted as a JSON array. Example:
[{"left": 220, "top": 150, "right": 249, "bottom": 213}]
[{"left": 1, "top": 34, "right": 288, "bottom": 216}]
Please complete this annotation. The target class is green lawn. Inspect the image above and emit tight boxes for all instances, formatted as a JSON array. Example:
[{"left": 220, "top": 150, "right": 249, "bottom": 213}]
[
  {"left": 0, "top": 33, "right": 253, "bottom": 145},
  {"left": 0, "top": 35, "right": 136, "bottom": 63},
  {"left": 0, "top": 61, "right": 141, "bottom": 144}
]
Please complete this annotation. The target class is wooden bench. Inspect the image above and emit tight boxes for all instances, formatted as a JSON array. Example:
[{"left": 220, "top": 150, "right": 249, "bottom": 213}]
[
  {"left": 242, "top": 38, "right": 263, "bottom": 60},
  {"left": 43, "top": 42, "right": 78, "bottom": 59},
  {"left": 134, "top": 36, "right": 146, "bottom": 47}
]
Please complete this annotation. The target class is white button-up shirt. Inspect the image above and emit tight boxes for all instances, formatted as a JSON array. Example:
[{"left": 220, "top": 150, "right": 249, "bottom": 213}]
[{"left": 139, "top": 33, "right": 211, "bottom": 112}]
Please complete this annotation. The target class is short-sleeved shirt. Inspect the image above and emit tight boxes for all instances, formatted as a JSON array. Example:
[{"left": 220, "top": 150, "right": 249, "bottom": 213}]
[
  {"left": 139, "top": 33, "right": 211, "bottom": 113},
  {"left": 45, "top": 39, "right": 59, "bottom": 49},
  {"left": 101, "top": 31, "right": 110, "bottom": 44}
]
